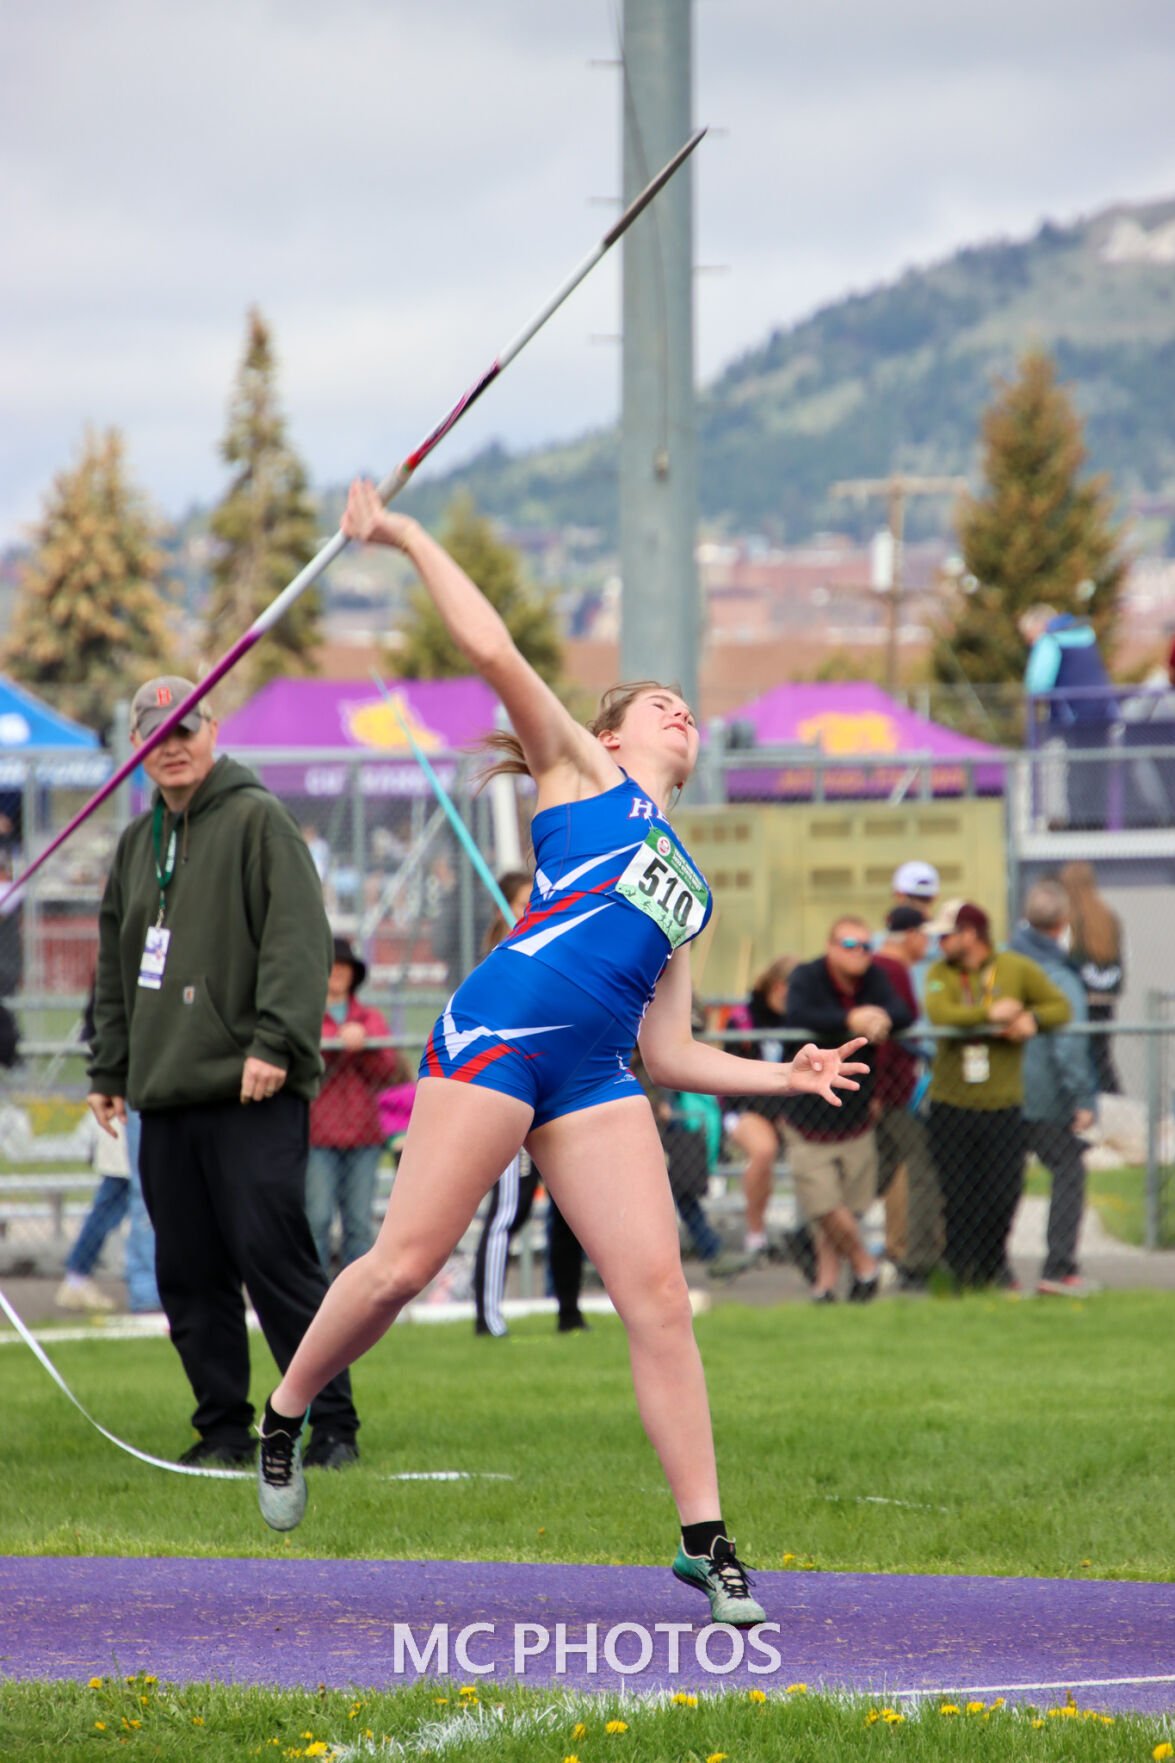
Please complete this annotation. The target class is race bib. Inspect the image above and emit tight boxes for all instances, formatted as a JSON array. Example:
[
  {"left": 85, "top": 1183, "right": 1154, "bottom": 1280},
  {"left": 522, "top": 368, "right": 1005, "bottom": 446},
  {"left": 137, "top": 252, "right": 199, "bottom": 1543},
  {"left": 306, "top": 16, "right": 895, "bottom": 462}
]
[
  {"left": 961, "top": 1042, "right": 990, "bottom": 1085},
  {"left": 137, "top": 926, "right": 171, "bottom": 991},
  {"left": 615, "top": 828, "right": 709, "bottom": 949}
]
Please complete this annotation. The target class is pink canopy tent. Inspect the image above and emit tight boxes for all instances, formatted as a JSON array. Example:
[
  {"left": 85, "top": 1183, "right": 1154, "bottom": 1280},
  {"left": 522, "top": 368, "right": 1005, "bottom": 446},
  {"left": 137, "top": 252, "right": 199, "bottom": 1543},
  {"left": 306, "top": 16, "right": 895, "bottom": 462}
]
[
  {"left": 722, "top": 681, "right": 1007, "bottom": 799},
  {"left": 217, "top": 677, "right": 500, "bottom": 798}
]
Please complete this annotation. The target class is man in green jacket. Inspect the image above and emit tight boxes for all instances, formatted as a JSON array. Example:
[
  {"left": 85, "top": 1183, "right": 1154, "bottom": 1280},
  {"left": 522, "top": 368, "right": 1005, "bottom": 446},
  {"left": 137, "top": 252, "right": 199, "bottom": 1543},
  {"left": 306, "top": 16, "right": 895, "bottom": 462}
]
[
  {"left": 88, "top": 678, "right": 360, "bottom": 1468},
  {"left": 923, "top": 900, "right": 1070, "bottom": 1290}
]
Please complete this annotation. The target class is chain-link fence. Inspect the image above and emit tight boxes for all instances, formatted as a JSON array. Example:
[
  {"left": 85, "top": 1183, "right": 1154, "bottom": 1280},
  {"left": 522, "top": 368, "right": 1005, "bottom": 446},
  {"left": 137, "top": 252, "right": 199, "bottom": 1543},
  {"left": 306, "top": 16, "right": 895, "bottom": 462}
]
[{"left": 3, "top": 1015, "right": 1171, "bottom": 1307}]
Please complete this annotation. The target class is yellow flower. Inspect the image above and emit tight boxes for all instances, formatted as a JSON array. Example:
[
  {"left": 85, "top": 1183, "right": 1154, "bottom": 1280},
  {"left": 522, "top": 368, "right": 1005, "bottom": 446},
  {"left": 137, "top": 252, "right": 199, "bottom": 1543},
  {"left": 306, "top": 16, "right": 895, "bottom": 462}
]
[
  {"left": 966, "top": 1700, "right": 985, "bottom": 1713},
  {"left": 1030, "top": 1717, "right": 1045, "bottom": 1728},
  {"left": 564, "top": 1755, "right": 581, "bottom": 1763},
  {"left": 143, "top": 1675, "right": 157, "bottom": 1685},
  {"left": 865, "top": 1709, "right": 880, "bottom": 1725},
  {"left": 1153, "top": 1745, "right": 1174, "bottom": 1761},
  {"left": 787, "top": 1682, "right": 808, "bottom": 1694},
  {"left": 304, "top": 1746, "right": 331, "bottom": 1758},
  {"left": 88, "top": 1676, "right": 104, "bottom": 1688},
  {"left": 882, "top": 1708, "right": 904, "bottom": 1723},
  {"left": 939, "top": 1703, "right": 959, "bottom": 1715},
  {"left": 94, "top": 1721, "right": 106, "bottom": 1731},
  {"left": 459, "top": 1685, "right": 478, "bottom": 1695},
  {"left": 782, "top": 1552, "right": 796, "bottom": 1564},
  {"left": 605, "top": 1719, "right": 629, "bottom": 1733},
  {"left": 192, "top": 1715, "right": 205, "bottom": 1726},
  {"left": 706, "top": 1753, "right": 729, "bottom": 1762},
  {"left": 992, "top": 1697, "right": 1006, "bottom": 1708},
  {"left": 746, "top": 1688, "right": 766, "bottom": 1703},
  {"left": 572, "top": 1722, "right": 587, "bottom": 1738}
]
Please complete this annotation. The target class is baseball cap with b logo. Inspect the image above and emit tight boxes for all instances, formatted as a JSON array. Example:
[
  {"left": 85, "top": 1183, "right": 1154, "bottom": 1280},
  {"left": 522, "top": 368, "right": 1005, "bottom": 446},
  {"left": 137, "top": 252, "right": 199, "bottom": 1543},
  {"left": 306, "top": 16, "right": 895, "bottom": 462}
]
[{"left": 130, "top": 677, "right": 212, "bottom": 739}]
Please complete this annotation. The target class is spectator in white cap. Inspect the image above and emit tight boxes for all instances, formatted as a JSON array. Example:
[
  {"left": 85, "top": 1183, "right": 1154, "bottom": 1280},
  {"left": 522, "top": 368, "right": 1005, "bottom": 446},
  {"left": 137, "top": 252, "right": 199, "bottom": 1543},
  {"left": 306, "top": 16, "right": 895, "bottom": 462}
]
[{"left": 891, "top": 861, "right": 940, "bottom": 913}]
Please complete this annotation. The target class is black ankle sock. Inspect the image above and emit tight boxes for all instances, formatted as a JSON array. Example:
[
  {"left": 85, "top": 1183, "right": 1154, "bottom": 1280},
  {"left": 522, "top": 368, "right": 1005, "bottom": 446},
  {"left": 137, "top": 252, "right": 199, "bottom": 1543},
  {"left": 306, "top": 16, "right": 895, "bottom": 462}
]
[
  {"left": 681, "top": 1519, "right": 727, "bottom": 1558},
  {"left": 263, "top": 1395, "right": 305, "bottom": 1438}
]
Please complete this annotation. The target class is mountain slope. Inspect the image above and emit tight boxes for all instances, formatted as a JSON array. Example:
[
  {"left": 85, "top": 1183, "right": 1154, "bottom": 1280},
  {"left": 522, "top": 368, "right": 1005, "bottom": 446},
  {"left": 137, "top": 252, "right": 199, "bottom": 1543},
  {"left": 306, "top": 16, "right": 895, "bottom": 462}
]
[{"left": 396, "top": 194, "right": 1175, "bottom": 547}]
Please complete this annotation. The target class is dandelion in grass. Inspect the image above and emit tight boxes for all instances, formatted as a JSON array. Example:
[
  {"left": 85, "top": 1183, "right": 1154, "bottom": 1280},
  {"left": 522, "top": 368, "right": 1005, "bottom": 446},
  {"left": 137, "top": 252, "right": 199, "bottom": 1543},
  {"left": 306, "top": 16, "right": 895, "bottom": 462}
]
[
  {"left": 605, "top": 1718, "right": 629, "bottom": 1733},
  {"left": 1154, "top": 1744, "right": 1174, "bottom": 1761},
  {"left": 571, "top": 1722, "right": 587, "bottom": 1738},
  {"left": 1031, "top": 1718, "right": 1045, "bottom": 1728},
  {"left": 882, "top": 1710, "right": 904, "bottom": 1724},
  {"left": 966, "top": 1700, "right": 985, "bottom": 1713},
  {"left": 94, "top": 1721, "right": 106, "bottom": 1731},
  {"left": 143, "top": 1675, "right": 157, "bottom": 1685},
  {"left": 746, "top": 1688, "right": 766, "bottom": 1703},
  {"left": 787, "top": 1682, "right": 807, "bottom": 1694},
  {"left": 304, "top": 1746, "right": 331, "bottom": 1758},
  {"left": 192, "top": 1715, "right": 205, "bottom": 1726},
  {"left": 88, "top": 1676, "right": 104, "bottom": 1689},
  {"left": 706, "top": 1753, "right": 728, "bottom": 1762},
  {"left": 564, "top": 1754, "right": 581, "bottom": 1763},
  {"left": 939, "top": 1703, "right": 959, "bottom": 1715},
  {"left": 674, "top": 1693, "right": 699, "bottom": 1707},
  {"left": 865, "top": 1709, "right": 881, "bottom": 1726}
]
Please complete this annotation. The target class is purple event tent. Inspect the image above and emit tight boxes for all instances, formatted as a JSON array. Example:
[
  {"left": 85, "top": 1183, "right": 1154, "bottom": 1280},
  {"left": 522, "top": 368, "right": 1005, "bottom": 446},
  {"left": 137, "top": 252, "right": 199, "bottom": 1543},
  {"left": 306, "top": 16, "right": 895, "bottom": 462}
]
[
  {"left": 723, "top": 681, "right": 1007, "bottom": 800},
  {"left": 217, "top": 677, "right": 500, "bottom": 798}
]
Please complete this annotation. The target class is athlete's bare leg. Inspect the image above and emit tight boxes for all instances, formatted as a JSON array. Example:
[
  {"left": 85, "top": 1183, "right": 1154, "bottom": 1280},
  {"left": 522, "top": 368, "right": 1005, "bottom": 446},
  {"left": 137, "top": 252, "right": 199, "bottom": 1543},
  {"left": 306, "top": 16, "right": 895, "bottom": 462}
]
[
  {"left": 529, "top": 1095, "right": 721, "bottom": 1525},
  {"left": 271, "top": 1079, "right": 532, "bottom": 1414}
]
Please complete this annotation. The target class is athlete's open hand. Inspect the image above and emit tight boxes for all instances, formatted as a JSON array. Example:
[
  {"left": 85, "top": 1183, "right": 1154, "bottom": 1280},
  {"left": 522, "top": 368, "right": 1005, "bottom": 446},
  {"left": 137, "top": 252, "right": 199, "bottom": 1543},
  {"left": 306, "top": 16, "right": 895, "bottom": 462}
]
[{"left": 785, "top": 1038, "right": 870, "bottom": 1106}]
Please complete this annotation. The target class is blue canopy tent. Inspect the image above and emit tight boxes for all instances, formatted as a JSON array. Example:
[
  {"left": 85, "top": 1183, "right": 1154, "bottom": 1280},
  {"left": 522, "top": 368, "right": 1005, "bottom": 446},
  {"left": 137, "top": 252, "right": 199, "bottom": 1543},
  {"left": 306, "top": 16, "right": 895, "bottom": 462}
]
[{"left": 0, "top": 677, "right": 110, "bottom": 789}]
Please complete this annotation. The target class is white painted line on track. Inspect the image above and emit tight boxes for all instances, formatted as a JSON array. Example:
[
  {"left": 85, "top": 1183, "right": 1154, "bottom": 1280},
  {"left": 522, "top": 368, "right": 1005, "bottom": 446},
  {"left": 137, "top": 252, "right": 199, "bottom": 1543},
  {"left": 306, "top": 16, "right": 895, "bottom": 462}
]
[{"left": 888, "top": 1673, "right": 1175, "bottom": 1699}]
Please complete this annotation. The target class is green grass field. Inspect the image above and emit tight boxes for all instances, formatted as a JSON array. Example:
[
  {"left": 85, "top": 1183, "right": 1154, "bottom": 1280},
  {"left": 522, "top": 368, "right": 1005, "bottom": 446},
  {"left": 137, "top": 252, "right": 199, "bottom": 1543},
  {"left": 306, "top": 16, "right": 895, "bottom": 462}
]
[{"left": 4, "top": 1297, "right": 1174, "bottom": 1759}]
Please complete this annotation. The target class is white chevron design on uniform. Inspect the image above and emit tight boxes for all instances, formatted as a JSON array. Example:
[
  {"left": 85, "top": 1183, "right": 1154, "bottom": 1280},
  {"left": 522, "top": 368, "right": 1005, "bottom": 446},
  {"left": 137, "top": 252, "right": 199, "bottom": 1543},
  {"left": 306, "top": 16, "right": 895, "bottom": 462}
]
[
  {"left": 505, "top": 901, "right": 612, "bottom": 958},
  {"left": 441, "top": 1013, "right": 572, "bottom": 1062},
  {"left": 534, "top": 843, "right": 638, "bottom": 902}
]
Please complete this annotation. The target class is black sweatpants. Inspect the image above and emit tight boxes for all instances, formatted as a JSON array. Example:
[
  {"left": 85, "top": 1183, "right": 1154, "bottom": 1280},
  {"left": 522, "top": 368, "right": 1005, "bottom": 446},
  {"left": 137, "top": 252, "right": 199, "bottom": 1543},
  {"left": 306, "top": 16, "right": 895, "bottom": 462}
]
[
  {"left": 1026, "top": 1119, "right": 1088, "bottom": 1281},
  {"left": 928, "top": 1102, "right": 1026, "bottom": 1288},
  {"left": 138, "top": 1092, "right": 358, "bottom": 1448}
]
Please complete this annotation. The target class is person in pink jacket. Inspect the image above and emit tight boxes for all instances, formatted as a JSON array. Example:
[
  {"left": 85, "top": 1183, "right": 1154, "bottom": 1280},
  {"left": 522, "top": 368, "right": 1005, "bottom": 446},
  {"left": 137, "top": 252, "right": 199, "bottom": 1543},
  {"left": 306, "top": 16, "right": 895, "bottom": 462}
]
[{"left": 307, "top": 937, "right": 409, "bottom": 1279}]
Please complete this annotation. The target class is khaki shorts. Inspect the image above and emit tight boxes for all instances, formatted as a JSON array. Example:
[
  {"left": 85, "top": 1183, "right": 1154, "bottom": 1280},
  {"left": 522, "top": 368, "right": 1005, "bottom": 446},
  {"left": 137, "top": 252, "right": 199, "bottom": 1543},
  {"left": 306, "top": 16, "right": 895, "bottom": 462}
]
[{"left": 781, "top": 1125, "right": 878, "bottom": 1222}]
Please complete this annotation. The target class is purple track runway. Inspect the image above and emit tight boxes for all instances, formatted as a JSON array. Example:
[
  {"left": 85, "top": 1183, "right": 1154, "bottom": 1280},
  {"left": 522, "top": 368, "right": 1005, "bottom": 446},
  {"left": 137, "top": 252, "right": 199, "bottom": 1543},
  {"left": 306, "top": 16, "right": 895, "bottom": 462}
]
[{"left": 1, "top": 1558, "right": 1172, "bottom": 1714}]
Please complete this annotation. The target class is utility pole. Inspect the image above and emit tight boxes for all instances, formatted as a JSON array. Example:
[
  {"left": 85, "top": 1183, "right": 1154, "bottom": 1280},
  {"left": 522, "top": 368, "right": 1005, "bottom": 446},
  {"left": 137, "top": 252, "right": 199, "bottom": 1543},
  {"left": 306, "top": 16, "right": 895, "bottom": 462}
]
[
  {"left": 619, "top": 0, "right": 699, "bottom": 712},
  {"left": 831, "top": 474, "right": 968, "bottom": 695}
]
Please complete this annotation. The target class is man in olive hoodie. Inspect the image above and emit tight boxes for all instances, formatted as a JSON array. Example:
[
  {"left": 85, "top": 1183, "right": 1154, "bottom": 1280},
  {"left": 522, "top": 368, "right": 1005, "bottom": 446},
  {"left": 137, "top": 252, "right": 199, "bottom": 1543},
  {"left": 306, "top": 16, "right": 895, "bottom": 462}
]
[
  {"left": 88, "top": 678, "right": 360, "bottom": 1468},
  {"left": 923, "top": 900, "right": 1070, "bottom": 1291}
]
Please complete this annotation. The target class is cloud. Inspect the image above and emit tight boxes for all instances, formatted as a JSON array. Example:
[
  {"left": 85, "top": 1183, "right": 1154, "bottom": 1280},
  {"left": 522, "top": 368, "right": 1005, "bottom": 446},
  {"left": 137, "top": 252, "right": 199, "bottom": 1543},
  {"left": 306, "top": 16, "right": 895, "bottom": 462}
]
[{"left": 2, "top": 0, "right": 1173, "bottom": 545}]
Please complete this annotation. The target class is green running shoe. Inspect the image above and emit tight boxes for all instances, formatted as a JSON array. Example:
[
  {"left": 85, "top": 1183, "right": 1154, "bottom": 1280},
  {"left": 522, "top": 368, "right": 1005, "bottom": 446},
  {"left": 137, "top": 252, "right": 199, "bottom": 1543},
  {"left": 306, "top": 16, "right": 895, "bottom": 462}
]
[
  {"left": 672, "top": 1535, "right": 766, "bottom": 1626},
  {"left": 257, "top": 1419, "right": 307, "bottom": 1532}
]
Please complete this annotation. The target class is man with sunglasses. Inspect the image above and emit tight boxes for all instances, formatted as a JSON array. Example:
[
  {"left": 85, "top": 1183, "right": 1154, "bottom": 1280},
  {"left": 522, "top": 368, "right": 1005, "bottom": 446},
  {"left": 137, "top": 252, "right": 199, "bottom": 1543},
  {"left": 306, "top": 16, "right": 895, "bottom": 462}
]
[{"left": 779, "top": 917, "right": 914, "bottom": 1302}]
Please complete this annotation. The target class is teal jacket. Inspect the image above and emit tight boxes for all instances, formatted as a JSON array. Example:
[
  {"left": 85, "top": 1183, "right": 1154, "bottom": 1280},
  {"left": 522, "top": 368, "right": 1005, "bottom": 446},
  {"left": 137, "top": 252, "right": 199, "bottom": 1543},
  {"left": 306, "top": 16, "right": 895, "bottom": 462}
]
[{"left": 89, "top": 757, "right": 332, "bottom": 1111}]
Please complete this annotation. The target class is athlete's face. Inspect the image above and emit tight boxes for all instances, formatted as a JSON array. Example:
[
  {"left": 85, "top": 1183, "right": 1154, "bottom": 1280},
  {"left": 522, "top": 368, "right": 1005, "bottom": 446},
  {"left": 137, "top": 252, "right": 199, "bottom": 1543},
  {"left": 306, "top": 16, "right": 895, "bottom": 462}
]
[{"left": 611, "top": 689, "right": 699, "bottom": 780}]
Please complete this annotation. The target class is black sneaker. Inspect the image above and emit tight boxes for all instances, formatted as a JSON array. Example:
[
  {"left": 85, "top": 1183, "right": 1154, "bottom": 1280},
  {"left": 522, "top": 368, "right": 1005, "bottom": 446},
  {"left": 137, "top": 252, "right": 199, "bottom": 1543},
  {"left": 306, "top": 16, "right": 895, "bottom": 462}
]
[
  {"left": 848, "top": 1274, "right": 879, "bottom": 1303},
  {"left": 178, "top": 1437, "right": 255, "bottom": 1467},
  {"left": 557, "top": 1312, "right": 590, "bottom": 1332},
  {"left": 303, "top": 1431, "right": 360, "bottom": 1470}
]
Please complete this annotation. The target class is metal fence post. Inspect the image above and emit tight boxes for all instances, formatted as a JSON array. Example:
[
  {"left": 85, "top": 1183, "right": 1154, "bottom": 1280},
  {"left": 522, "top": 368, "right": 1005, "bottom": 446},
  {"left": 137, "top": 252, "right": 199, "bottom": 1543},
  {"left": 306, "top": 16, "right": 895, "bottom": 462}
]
[{"left": 1144, "top": 988, "right": 1162, "bottom": 1252}]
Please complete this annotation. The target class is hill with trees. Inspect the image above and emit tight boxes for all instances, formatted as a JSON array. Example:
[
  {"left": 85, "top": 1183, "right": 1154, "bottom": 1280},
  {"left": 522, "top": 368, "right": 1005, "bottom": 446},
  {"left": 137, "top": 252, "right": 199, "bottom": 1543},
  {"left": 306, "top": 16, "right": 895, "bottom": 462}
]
[{"left": 393, "top": 194, "right": 1175, "bottom": 551}]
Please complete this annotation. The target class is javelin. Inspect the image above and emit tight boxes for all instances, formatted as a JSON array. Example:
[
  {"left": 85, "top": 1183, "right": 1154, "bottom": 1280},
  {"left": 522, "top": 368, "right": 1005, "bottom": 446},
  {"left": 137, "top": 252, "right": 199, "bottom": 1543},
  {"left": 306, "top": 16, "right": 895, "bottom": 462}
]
[{"left": 4, "top": 127, "right": 706, "bottom": 907}]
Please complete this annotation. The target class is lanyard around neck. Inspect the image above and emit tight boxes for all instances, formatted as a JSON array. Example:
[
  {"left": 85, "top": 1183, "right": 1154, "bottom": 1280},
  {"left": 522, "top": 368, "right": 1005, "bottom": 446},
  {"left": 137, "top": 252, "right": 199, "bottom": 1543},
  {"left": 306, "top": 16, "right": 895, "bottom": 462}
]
[{"left": 151, "top": 801, "right": 178, "bottom": 927}]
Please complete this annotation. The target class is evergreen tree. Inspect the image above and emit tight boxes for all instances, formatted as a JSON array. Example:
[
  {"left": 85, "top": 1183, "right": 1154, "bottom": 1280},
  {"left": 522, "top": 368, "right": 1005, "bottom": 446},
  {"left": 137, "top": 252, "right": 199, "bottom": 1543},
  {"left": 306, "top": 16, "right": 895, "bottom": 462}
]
[
  {"left": 933, "top": 349, "right": 1126, "bottom": 726},
  {"left": 4, "top": 429, "right": 177, "bottom": 734},
  {"left": 393, "top": 492, "right": 563, "bottom": 685},
  {"left": 203, "top": 309, "right": 321, "bottom": 707}
]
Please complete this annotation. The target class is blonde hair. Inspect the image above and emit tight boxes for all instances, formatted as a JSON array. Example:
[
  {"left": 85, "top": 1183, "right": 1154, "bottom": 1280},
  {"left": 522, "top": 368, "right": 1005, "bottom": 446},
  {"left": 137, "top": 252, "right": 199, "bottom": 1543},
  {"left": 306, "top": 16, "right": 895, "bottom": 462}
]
[
  {"left": 478, "top": 679, "right": 689, "bottom": 786},
  {"left": 1059, "top": 862, "right": 1121, "bottom": 966}
]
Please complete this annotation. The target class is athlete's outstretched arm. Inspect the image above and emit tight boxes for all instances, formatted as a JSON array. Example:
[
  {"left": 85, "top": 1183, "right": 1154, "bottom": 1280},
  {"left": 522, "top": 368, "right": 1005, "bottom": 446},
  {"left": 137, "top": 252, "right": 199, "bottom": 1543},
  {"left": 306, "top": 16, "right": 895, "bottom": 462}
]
[
  {"left": 343, "top": 479, "right": 608, "bottom": 790},
  {"left": 639, "top": 948, "right": 868, "bottom": 1107}
]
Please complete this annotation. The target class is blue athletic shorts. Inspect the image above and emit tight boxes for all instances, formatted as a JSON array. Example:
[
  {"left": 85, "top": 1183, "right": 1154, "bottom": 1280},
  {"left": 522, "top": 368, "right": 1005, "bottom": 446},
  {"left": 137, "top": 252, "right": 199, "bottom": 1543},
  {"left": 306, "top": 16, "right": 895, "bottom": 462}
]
[{"left": 418, "top": 948, "right": 646, "bottom": 1128}]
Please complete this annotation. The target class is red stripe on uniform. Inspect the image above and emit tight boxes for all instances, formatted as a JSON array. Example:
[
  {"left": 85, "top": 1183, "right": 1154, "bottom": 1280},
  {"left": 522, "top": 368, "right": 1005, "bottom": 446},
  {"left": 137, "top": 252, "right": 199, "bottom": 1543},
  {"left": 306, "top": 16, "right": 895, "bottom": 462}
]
[
  {"left": 509, "top": 874, "right": 622, "bottom": 940},
  {"left": 423, "top": 1028, "right": 443, "bottom": 1077},
  {"left": 451, "top": 1041, "right": 519, "bottom": 1083}
]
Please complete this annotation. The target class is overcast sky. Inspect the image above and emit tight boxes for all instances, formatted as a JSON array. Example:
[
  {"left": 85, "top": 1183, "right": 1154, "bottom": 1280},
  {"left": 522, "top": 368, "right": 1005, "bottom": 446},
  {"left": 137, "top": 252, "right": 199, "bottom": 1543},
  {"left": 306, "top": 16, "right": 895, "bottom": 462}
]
[{"left": 3, "top": 0, "right": 1174, "bottom": 551}]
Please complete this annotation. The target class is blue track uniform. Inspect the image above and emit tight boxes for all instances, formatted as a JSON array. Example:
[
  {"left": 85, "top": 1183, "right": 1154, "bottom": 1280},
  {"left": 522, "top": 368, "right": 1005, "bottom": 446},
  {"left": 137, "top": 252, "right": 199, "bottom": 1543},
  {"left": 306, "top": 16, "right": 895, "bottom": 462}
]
[{"left": 420, "top": 776, "right": 712, "bottom": 1126}]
